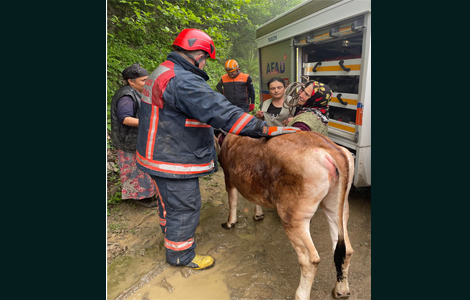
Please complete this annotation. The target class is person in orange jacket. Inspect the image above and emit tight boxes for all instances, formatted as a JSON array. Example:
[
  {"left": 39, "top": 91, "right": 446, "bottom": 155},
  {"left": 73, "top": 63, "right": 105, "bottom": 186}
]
[{"left": 216, "top": 60, "right": 256, "bottom": 113}]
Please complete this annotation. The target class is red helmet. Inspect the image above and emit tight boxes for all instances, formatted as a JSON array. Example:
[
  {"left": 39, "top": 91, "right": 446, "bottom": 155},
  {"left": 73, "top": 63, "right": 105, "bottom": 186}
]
[{"left": 173, "top": 28, "right": 216, "bottom": 59}]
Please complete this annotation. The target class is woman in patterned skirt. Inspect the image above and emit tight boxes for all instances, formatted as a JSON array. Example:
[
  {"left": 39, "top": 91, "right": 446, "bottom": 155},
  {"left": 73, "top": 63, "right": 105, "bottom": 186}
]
[{"left": 110, "top": 63, "right": 158, "bottom": 207}]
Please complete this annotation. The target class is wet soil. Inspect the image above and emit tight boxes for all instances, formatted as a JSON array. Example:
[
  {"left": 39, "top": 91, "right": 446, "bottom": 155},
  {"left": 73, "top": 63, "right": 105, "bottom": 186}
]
[{"left": 107, "top": 171, "right": 371, "bottom": 300}]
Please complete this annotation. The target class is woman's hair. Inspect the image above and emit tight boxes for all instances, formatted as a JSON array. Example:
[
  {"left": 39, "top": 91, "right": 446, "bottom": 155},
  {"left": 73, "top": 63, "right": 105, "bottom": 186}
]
[
  {"left": 119, "top": 78, "right": 135, "bottom": 86},
  {"left": 267, "top": 77, "right": 285, "bottom": 89}
]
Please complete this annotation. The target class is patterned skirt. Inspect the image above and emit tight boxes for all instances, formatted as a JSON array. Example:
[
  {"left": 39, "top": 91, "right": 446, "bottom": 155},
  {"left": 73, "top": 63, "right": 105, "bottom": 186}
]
[{"left": 116, "top": 150, "right": 157, "bottom": 200}]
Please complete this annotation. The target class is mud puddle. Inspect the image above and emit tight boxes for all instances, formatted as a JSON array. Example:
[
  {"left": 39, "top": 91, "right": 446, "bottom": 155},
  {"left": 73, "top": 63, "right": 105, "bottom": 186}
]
[
  {"left": 107, "top": 171, "right": 371, "bottom": 300},
  {"left": 125, "top": 244, "right": 232, "bottom": 300}
]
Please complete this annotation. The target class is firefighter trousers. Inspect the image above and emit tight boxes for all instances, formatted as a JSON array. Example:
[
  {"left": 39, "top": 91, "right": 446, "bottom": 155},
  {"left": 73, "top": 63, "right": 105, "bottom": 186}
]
[{"left": 151, "top": 175, "right": 201, "bottom": 266}]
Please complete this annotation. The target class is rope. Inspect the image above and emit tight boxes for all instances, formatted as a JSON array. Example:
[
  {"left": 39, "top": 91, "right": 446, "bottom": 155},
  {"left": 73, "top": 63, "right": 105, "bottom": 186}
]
[{"left": 283, "top": 76, "right": 315, "bottom": 115}]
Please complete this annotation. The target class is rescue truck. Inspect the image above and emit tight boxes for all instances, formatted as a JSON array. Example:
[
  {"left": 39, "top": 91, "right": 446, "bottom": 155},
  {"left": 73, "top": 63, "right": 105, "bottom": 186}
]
[{"left": 256, "top": 0, "right": 371, "bottom": 187}]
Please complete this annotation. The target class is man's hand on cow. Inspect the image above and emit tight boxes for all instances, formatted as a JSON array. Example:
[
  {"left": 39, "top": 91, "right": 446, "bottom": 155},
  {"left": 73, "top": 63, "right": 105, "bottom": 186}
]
[{"left": 262, "top": 125, "right": 302, "bottom": 137}]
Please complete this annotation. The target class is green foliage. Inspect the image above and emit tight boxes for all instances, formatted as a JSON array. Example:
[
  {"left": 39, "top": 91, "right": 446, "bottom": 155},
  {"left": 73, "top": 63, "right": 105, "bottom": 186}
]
[
  {"left": 108, "top": 191, "right": 123, "bottom": 205},
  {"left": 108, "top": 221, "right": 128, "bottom": 233},
  {"left": 107, "top": 0, "right": 307, "bottom": 120},
  {"left": 107, "top": 163, "right": 121, "bottom": 205}
]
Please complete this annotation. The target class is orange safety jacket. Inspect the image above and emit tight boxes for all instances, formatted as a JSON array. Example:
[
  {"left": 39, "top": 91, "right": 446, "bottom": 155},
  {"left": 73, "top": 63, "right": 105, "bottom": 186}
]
[{"left": 216, "top": 73, "right": 255, "bottom": 108}]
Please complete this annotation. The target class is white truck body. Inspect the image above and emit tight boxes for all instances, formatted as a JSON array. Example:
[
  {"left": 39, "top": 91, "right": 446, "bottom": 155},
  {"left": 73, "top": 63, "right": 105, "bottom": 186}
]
[{"left": 256, "top": 0, "right": 371, "bottom": 187}]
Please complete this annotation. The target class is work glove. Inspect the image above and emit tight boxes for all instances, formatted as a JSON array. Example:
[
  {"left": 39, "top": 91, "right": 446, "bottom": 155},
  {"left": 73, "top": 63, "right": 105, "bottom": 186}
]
[
  {"left": 261, "top": 125, "right": 301, "bottom": 137},
  {"left": 249, "top": 103, "right": 255, "bottom": 112}
]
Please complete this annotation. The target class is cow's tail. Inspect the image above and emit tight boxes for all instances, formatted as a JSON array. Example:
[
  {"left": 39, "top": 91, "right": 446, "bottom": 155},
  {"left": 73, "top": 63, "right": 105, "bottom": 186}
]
[{"left": 333, "top": 147, "right": 354, "bottom": 281}]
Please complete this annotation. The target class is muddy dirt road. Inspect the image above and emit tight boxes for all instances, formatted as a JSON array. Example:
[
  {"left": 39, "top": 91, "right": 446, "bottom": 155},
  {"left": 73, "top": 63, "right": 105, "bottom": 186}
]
[{"left": 107, "top": 171, "right": 371, "bottom": 300}]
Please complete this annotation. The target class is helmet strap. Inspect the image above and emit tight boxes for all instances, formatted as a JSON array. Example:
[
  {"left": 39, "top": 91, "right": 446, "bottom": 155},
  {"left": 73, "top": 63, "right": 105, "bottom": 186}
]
[
  {"left": 197, "top": 52, "right": 210, "bottom": 66},
  {"left": 181, "top": 50, "right": 209, "bottom": 68}
]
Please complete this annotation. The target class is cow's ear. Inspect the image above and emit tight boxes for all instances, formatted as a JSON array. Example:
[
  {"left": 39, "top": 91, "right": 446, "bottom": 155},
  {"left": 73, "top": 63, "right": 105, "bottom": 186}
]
[
  {"left": 214, "top": 135, "right": 221, "bottom": 155},
  {"left": 218, "top": 133, "right": 225, "bottom": 147}
]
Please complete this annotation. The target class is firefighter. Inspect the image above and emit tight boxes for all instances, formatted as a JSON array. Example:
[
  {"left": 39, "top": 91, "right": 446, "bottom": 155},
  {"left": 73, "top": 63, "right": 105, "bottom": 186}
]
[
  {"left": 216, "top": 59, "right": 256, "bottom": 113},
  {"left": 135, "top": 28, "right": 301, "bottom": 270}
]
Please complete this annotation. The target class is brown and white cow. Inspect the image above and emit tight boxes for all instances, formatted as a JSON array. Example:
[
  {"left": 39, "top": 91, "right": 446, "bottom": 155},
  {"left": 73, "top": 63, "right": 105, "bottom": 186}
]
[{"left": 215, "top": 131, "right": 355, "bottom": 300}]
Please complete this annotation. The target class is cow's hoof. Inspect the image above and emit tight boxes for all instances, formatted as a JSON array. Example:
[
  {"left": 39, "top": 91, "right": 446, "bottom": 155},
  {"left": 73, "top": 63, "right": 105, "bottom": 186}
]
[
  {"left": 221, "top": 222, "right": 235, "bottom": 229},
  {"left": 253, "top": 214, "right": 264, "bottom": 221},
  {"left": 332, "top": 288, "right": 350, "bottom": 299}
]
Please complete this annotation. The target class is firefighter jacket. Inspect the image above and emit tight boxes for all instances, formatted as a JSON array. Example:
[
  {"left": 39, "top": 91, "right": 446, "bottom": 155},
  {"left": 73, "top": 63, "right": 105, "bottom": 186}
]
[
  {"left": 216, "top": 72, "right": 255, "bottom": 108},
  {"left": 136, "top": 52, "right": 265, "bottom": 179},
  {"left": 110, "top": 85, "right": 141, "bottom": 152}
]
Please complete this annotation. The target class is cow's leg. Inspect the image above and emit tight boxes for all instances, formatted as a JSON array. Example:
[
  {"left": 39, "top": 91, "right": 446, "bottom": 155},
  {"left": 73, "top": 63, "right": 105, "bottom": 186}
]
[
  {"left": 281, "top": 215, "right": 320, "bottom": 300},
  {"left": 222, "top": 186, "right": 239, "bottom": 229},
  {"left": 321, "top": 195, "right": 353, "bottom": 299},
  {"left": 253, "top": 205, "right": 264, "bottom": 221}
]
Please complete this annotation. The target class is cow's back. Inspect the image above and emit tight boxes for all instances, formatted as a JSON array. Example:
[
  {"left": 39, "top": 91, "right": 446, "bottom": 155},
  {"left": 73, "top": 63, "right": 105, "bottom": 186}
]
[{"left": 218, "top": 132, "right": 346, "bottom": 208}]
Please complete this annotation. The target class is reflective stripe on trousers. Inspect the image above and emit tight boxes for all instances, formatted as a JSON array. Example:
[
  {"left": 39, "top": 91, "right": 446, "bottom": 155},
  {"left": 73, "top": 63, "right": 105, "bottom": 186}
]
[{"left": 151, "top": 175, "right": 201, "bottom": 266}]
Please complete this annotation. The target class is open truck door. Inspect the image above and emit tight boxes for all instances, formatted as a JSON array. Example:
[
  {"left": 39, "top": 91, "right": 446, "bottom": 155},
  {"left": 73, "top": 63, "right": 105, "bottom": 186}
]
[{"left": 256, "top": 0, "right": 371, "bottom": 187}]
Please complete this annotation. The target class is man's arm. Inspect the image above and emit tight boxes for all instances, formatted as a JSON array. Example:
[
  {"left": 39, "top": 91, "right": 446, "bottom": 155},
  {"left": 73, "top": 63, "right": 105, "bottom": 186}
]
[
  {"left": 169, "top": 76, "right": 299, "bottom": 138},
  {"left": 246, "top": 75, "right": 255, "bottom": 105},
  {"left": 216, "top": 79, "right": 224, "bottom": 94}
]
